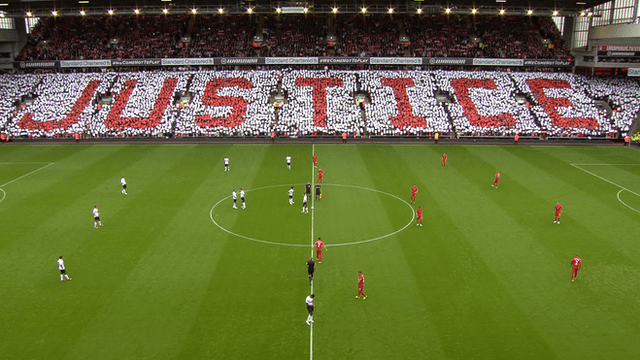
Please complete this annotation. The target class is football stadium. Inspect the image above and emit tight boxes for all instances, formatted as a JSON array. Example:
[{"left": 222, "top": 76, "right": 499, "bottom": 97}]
[{"left": 0, "top": 0, "right": 639, "bottom": 358}]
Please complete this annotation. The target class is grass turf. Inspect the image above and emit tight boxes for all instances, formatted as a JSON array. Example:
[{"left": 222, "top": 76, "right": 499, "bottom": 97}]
[{"left": 0, "top": 144, "right": 639, "bottom": 360}]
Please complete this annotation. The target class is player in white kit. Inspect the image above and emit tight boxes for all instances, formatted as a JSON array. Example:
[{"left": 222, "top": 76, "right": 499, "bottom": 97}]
[
  {"left": 120, "top": 176, "right": 127, "bottom": 195},
  {"left": 57, "top": 256, "right": 72, "bottom": 282},
  {"left": 232, "top": 189, "right": 237, "bottom": 209},
  {"left": 93, "top": 205, "right": 103, "bottom": 228},
  {"left": 302, "top": 194, "right": 309, "bottom": 214},
  {"left": 288, "top": 187, "right": 294, "bottom": 205}
]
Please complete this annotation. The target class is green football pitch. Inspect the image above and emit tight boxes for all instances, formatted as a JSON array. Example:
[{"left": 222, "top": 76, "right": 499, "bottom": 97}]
[{"left": 1, "top": 143, "right": 639, "bottom": 360}]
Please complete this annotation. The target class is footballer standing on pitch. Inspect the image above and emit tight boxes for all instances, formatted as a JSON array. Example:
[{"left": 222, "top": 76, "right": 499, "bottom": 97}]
[
  {"left": 307, "top": 257, "right": 316, "bottom": 283},
  {"left": 120, "top": 176, "right": 127, "bottom": 195},
  {"left": 571, "top": 255, "right": 582, "bottom": 282},
  {"left": 57, "top": 256, "right": 72, "bottom": 282},
  {"left": 315, "top": 183, "right": 322, "bottom": 200},
  {"left": 288, "top": 186, "right": 295, "bottom": 205},
  {"left": 232, "top": 189, "right": 237, "bottom": 209},
  {"left": 306, "top": 182, "right": 311, "bottom": 197},
  {"left": 93, "top": 205, "right": 103, "bottom": 228},
  {"left": 305, "top": 294, "right": 315, "bottom": 326}
]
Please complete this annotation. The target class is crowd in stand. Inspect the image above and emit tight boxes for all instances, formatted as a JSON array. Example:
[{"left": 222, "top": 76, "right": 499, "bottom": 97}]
[
  {"left": 1, "top": 70, "right": 637, "bottom": 139},
  {"left": 17, "top": 14, "right": 570, "bottom": 60},
  {"left": 175, "top": 71, "right": 277, "bottom": 136},
  {"left": 259, "top": 15, "right": 329, "bottom": 57},
  {"left": 184, "top": 15, "right": 256, "bottom": 58},
  {"left": 511, "top": 73, "right": 610, "bottom": 136},
  {"left": 435, "top": 70, "right": 538, "bottom": 136},
  {"left": 583, "top": 77, "right": 640, "bottom": 132},
  {"left": 18, "top": 16, "right": 187, "bottom": 61},
  {"left": 333, "top": 15, "right": 402, "bottom": 57},
  {"left": 404, "top": 15, "right": 570, "bottom": 60},
  {"left": 362, "top": 71, "right": 450, "bottom": 135}
]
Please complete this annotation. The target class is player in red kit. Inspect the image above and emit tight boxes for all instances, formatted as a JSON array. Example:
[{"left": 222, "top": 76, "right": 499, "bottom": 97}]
[
  {"left": 313, "top": 154, "right": 318, "bottom": 168},
  {"left": 356, "top": 271, "right": 367, "bottom": 299},
  {"left": 492, "top": 172, "right": 500, "bottom": 188},
  {"left": 571, "top": 255, "right": 582, "bottom": 282},
  {"left": 416, "top": 206, "right": 423, "bottom": 226},
  {"left": 314, "top": 237, "right": 327, "bottom": 263},
  {"left": 442, "top": 153, "right": 448, "bottom": 168},
  {"left": 411, "top": 184, "right": 418, "bottom": 203},
  {"left": 554, "top": 202, "right": 563, "bottom": 224},
  {"left": 318, "top": 169, "right": 324, "bottom": 184}
]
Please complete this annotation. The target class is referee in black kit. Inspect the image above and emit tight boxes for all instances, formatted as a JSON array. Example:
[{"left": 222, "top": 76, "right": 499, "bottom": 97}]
[{"left": 307, "top": 256, "right": 316, "bottom": 283}]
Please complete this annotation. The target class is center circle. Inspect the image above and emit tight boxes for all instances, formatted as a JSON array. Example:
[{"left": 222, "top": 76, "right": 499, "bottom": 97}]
[{"left": 209, "top": 183, "right": 415, "bottom": 247}]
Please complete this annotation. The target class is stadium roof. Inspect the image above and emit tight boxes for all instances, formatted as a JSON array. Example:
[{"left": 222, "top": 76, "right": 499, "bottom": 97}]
[{"left": 0, "top": 0, "right": 606, "bottom": 15}]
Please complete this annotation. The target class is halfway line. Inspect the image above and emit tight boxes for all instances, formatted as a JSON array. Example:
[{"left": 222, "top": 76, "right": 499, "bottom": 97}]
[{"left": 309, "top": 144, "right": 315, "bottom": 360}]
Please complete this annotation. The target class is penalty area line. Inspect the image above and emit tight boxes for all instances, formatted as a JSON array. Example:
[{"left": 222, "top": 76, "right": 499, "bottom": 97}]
[
  {"left": 0, "top": 162, "right": 55, "bottom": 188},
  {"left": 0, "top": 162, "right": 55, "bottom": 204},
  {"left": 570, "top": 163, "right": 640, "bottom": 197},
  {"left": 617, "top": 189, "right": 640, "bottom": 215},
  {"left": 571, "top": 163, "right": 640, "bottom": 216}
]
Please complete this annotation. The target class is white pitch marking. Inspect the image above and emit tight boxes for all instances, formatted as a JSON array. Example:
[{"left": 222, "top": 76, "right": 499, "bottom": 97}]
[
  {"left": 0, "top": 188, "right": 5, "bottom": 204},
  {"left": 309, "top": 144, "right": 314, "bottom": 360},
  {"left": 0, "top": 162, "right": 53, "bottom": 164},
  {"left": 616, "top": 189, "right": 640, "bottom": 215},
  {"left": 570, "top": 163, "right": 640, "bottom": 198},
  {"left": 570, "top": 163, "right": 640, "bottom": 166},
  {"left": 208, "top": 183, "right": 415, "bottom": 247},
  {"left": 0, "top": 162, "right": 54, "bottom": 188},
  {"left": 209, "top": 183, "right": 310, "bottom": 248},
  {"left": 571, "top": 163, "right": 640, "bottom": 215},
  {"left": 318, "top": 183, "right": 416, "bottom": 247}
]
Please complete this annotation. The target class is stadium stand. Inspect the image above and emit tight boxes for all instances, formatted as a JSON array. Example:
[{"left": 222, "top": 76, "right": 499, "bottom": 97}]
[
  {"left": 16, "top": 14, "right": 570, "bottom": 60},
  {"left": 259, "top": 15, "right": 329, "bottom": 57},
  {"left": 18, "top": 16, "right": 188, "bottom": 61},
  {"left": 184, "top": 15, "right": 256, "bottom": 58},
  {"left": 404, "top": 15, "right": 570, "bottom": 60},
  {"left": 1, "top": 71, "right": 637, "bottom": 139},
  {"left": 333, "top": 15, "right": 401, "bottom": 57}
]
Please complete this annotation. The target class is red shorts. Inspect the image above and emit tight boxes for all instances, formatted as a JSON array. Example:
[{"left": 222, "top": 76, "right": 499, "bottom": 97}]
[
  {"left": 411, "top": 192, "right": 417, "bottom": 197},
  {"left": 417, "top": 215, "right": 423, "bottom": 220},
  {"left": 556, "top": 212, "right": 562, "bottom": 216}
]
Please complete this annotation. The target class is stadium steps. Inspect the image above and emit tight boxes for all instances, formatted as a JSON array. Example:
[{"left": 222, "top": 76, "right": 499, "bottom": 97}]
[{"left": 442, "top": 103, "right": 457, "bottom": 136}]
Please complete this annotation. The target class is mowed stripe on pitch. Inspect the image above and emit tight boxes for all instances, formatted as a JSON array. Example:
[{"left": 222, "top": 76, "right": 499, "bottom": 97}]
[
  {"left": 63, "top": 145, "right": 246, "bottom": 359},
  {"left": 346, "top": 145, "right": 448, "bottom": 359},
  {"left": 175, "top": 145, "right": 310, "bottom": 359},
  {"left": 441, "top": 145, "right": 640, "bottom": 358},
  {"left": 391, "top": 145, "right": 558, "bottom": 359},
  {"left": 460, "top": 146, "right": 626, "bottom": 357}
]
